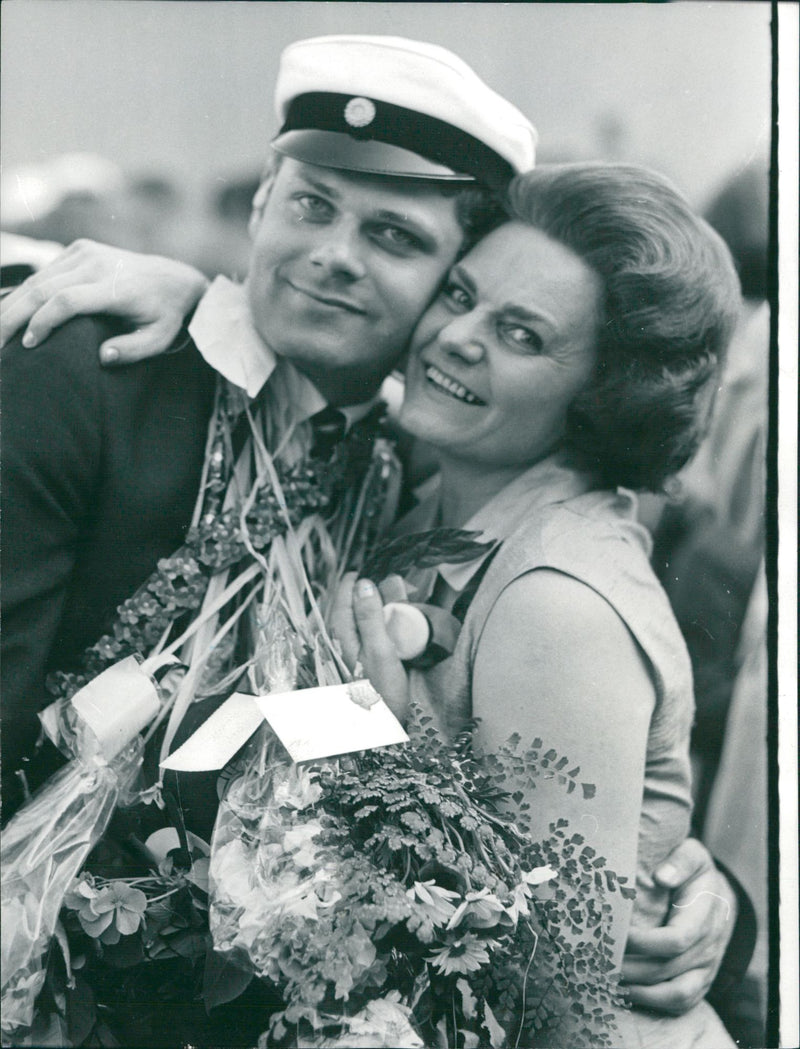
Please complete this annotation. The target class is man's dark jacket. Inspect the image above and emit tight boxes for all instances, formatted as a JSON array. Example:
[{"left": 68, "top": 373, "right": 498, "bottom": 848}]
[{"left": 1, "top": 315, "right": 216, "bottom": 816}]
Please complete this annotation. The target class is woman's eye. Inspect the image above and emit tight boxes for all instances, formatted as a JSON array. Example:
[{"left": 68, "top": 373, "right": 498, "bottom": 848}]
[
  {"left": 501, "top": 324, "right": 543, "bottom": 353},
  {"left": 442, "top": 282, "right": 472, "bottom": 310}
]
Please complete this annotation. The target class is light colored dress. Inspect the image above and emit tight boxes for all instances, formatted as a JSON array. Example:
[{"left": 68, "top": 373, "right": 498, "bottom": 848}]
[{"left": 401, "top": 453, "right": 735, "bottom": 1048}]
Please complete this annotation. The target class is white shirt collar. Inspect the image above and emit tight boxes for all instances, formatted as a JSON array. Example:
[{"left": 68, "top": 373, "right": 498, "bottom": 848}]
[
  {"left": 188, "top": 275, "right": 375, "bottom": 429},
  {"left": 189, "top": 276, "right": 277, "bottom": 399}
]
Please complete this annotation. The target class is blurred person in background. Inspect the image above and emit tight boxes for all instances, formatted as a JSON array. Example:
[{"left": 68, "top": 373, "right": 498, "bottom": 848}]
[
  {"left": 0, "top": 157, "right": 195, "bottom": 276},
  {"left": 650, "top": 157, "right": 771, "bottom": 1047},
  {"left": 125, "top": 172, "right": 186, "bottom": 256},
  {"left": 190, "top": 172, "right": 263, "bottom": 279},
  {"left": 649, "top": 157, "right": 769, "bottom": 829},
  {"left": 1, "top": 153, "right": 134, "bottom": 251}
]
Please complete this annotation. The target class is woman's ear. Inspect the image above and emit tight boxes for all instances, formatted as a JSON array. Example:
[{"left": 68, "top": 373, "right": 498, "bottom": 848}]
[{"left": 247, "top": 179, "right": 272, "bottom": 239}]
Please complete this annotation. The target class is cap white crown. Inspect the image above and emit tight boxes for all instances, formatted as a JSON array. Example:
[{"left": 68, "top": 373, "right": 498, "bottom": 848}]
[{"left": 275, "top": 34, "right": 537, "bottom": 175}]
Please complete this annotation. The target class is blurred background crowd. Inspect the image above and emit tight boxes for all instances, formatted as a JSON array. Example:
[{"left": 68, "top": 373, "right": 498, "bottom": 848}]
[
  {"left": 0, "top": 2, "right": 779, "bottom": 1044},
  {"left": 1, "top": 1, "right": 771, "bottom": 280}
]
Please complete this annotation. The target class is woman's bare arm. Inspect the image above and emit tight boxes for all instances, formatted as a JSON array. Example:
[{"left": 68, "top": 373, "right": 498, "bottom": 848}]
[
  {"left": 334, "top": 566, "right": 740, "bottom": 1005},
  {"left": 472, "top": 568, "right": 655, "bottom": 967},
  {"left": 0, "top": 239, "right": 209, "bottom": 361}
]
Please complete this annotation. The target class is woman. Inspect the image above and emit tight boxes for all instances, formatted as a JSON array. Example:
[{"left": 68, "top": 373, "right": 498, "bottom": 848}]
[{"left": 330, "top": 163, "right": 741, "bottom": 1047}]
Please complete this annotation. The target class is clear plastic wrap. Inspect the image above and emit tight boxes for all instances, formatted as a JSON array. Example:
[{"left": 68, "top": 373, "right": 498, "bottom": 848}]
[
  {"left": 208, "top": 731, "right": 337, "bottom": 981},
  {"left": 0, "top": 657, "right": 163, "bottom": 1038}
]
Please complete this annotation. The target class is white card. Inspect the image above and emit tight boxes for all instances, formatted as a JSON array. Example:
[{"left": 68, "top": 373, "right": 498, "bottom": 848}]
[
  {"left": 160, "top": 692, "right": 265, "bottom": 771},
  {"left": 254, "top": 681, "right": 409, "bottom": 763}
]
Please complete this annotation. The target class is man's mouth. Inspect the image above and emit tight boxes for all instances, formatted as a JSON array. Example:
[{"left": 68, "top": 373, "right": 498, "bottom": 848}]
[
  {"left": 287, "top": 281, "right": 366, "bottom": 315},
  {"left": 424, "top": 364, "right": 486, "bottom": 406}
]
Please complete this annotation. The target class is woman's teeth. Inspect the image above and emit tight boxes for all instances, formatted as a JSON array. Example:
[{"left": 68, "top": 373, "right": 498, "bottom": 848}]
[{"left": 425, "top": 365, "right": 485, "bottom": 406}]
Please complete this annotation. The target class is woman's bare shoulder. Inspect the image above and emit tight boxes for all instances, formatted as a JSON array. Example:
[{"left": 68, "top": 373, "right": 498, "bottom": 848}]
[
  {"left": 472, "top": 567, "right": 656, "bottom": 751},
  {"left": 484, "top": 567, "right": 639, "bottom": 654}
]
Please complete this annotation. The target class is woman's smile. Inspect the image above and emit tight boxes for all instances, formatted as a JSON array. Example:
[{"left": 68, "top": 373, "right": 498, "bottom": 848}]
[{"left": 424, "top": 363, "right": 486, "bottom": 406}]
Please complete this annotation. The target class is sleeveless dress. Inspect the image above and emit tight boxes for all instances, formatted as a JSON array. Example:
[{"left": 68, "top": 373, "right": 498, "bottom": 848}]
[{"left": 403, "top": 454, "right": 735, "bottom": 1048}]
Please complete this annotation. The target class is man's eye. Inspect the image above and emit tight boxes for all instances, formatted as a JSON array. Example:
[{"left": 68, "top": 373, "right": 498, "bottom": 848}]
[
  {"left": 442, "top": 282, "right": 472, "bottom": 310},
  {"left": 500, "top": 324, "right": 543, "bottom": 354},
  {"left": 373, "top": 225, "right": 421, "bottom": 252},
  {"left": 295, "top": 194, "right": 333, "bottom": 219}
]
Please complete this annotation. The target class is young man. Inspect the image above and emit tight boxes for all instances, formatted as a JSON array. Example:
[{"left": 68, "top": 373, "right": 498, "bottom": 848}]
[{"left": 1, "top": 35, "right": 745, "bottom": 1022}]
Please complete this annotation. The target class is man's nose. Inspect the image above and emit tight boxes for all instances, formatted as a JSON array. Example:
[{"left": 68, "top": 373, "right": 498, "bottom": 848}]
[
  {"left": 308, "top": 221, "right": 366, "bottom": 281},
  {"left": 438, "top": 313, "right": 486, "bottom": 364}
]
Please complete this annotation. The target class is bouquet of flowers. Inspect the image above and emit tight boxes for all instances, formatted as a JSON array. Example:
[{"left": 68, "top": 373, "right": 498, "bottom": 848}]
[{"left": 207, "top": 711, "right": 630, "bottom": 1049}]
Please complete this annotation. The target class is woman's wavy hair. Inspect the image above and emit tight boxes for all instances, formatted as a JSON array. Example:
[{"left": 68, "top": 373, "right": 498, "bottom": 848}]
[{"left": 506, "top": 163, "right": 742, "bottom": 491}]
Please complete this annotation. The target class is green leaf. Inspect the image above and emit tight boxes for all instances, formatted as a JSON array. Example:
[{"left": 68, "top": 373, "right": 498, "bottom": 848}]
[
  {"left": 202, "top": 948, "right": 254, "bottom": 1012},
  {"left": 166, "top": 929, "right": 210, "bottom": 959},
  {"left": 361, "top": 528, "right": 495, "bottom": 581},
  {"left": 104, "top": 935, "right": 145, "bottom": 969}
]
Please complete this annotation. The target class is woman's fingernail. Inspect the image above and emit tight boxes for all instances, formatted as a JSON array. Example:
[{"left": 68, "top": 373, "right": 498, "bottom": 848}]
[
  {"left": 356, "top": 579, "right": 376, "bottom": 598},
  {"left": 656, "top": 862, "right": 678, "bottom": 885},
  {"left": 22, "top": 332, "right": 37, "bottom": 348},
  {"left": 101, "top": 346, "right": 119, "bottom": 363}
]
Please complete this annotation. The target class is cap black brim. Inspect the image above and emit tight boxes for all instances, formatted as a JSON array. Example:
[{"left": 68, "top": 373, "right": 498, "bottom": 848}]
[{"left": 271, "top": 129, "right": 477, "bottom": 183}]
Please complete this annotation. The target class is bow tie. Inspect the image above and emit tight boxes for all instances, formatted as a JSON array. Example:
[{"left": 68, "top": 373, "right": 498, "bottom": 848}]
[{"left": 309, "top": 406, "right": 347, "bottom": 460}]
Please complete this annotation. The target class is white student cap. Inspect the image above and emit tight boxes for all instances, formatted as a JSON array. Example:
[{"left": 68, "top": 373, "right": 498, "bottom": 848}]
[{"left": 271, "top": 35, "right": 537, "bottom": 191}]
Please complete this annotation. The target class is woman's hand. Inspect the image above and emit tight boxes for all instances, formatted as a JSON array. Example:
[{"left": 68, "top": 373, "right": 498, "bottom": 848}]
[
  {"left": 621, "top": 837, "right": 737, "bottom": 1013},
  {"left": 331, "top": 572, "right": 411, "bottom": 723},
  {"left": 0, "top": 239, "right": 209, "bottom": 361}
]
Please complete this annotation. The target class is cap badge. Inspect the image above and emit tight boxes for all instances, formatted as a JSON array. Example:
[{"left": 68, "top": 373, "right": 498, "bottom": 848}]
[{"left": 344, "top": 97, "right": 376, "bottom": 129}]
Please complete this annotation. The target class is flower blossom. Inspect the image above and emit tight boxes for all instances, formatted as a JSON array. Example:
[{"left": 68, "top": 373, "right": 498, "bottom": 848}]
[
  {"left": 427, "top": 933, "right": 491, "bottom": 975},
  {"left": 446, "top": 887, "right": 507, "bottom": 931},
  {"left": 66, "top": 879, "right": 147, "bottom": 944},
  {"left": 405, "top": 880, "right": 460, "bottom": 942}
]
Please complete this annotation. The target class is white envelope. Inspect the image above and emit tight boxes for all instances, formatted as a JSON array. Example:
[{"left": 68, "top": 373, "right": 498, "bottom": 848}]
[{"left": 255, "top": 681, "right": 409, "bottom": 763}]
